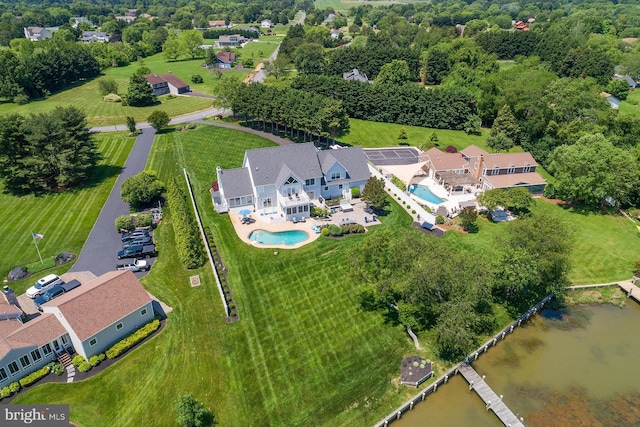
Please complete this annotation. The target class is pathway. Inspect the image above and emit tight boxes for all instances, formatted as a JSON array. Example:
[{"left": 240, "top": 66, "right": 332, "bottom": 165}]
[
  {"left": 567, "top": 280, "right": 640, "bottom": 304},
  {"left": 89, "top": 107, "right": 229, "bottom": 133},
  {"left": 70, "top": 127, "right": 157, "bottom": 277},
  {"left": 458, "top": 364, "right": 524, "bottom": 427},
  {"left": 66, "top": 364, "right": 76, "bottom": 383}
]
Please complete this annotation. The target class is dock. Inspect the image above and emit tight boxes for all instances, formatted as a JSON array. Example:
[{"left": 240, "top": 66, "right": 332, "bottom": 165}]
[
  {"left": 458, "top": 364, "right": 524, "bottom": 427},
  {"left": 617, "top": 280, "right": 640, "bottom": 304}
]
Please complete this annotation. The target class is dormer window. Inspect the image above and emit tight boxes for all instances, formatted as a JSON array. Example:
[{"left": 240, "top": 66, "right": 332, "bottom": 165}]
[
  {"left": 286, "top": 176, "right": 298, "bottom": 184},
  {"left": 330, "top": 172, "right": 341, "bottom": 180},
  {"left": 508, "top": 166, "right": 516, "bottom": 174}
]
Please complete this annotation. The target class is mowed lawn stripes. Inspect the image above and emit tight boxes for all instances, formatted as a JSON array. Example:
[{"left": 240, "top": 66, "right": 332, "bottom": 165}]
[{"left": 0, "top": 134, "right": 134, "bottom": 293}]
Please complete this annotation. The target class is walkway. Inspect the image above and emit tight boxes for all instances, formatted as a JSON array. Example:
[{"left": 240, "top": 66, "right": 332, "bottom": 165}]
[
  {"left": 458, "top": 364, "right": 524, "bottom": 427},
  {"left": 89, "top": 107, "right": 229, "bottom": 133},
  {"left": 567, "top": 279, "right": 640, "bottom": 304},
  {"left": 70, "top": 127, "right": 157, "bottom": 277}
]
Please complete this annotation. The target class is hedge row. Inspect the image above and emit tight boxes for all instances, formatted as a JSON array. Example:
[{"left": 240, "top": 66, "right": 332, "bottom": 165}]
[
  {"left": 167, "top": 177, "right": 205, "bottom": 269},
  {"left": 106, "top": 319, "right": 160, "bottom": 359},
  {"left": 19, "top": 366, "right": 50, "bottom": 388},
  {"left": 115, "top": 213, "right": 153, "bottom": 232}
]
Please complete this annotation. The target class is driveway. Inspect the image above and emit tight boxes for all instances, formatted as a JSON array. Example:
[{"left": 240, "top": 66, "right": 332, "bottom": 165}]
[{"left": 71, "top": 127, "right": 157, "bottom": 278}]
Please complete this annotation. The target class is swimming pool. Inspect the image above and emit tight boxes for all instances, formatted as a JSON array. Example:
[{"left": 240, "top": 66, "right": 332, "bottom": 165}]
[
  {"left": 409, "top": 184, "right": 446, "bottom": 205},
  {"left": 249, "top": 229, "right": 309, "bottom": 246}
]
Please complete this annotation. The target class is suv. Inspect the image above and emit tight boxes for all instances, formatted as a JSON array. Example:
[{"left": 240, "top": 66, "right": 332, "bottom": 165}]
[
  {"left": 122, "top": 236, "right": 153, "bottom": 248},
  {"left": 26, "top": 274, "right": 64, "bottom": 299},
  {"left": 33, "top": 285, "right": 65, "bottom": 311},
  {"left": 122, "top": 229, "right": 150, "bottom": 242}
]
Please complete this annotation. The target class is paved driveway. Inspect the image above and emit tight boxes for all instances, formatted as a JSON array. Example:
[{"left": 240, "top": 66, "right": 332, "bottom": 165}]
[
  {"left": 70, "top": 127, "right": 157, "bottom": 278},
  {"left": 364, "top": 147, "right": 420, "bottom": 165}
]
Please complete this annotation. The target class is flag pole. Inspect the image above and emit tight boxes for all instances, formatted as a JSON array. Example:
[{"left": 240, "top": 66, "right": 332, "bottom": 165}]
[{"left": 32, "top": 233, "right": 43, "bottom": 264}]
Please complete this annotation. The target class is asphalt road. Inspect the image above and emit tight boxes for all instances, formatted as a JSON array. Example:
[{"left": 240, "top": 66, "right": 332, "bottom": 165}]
[{"left": 70, "top": 127, "right": 157, "bottom": 277}]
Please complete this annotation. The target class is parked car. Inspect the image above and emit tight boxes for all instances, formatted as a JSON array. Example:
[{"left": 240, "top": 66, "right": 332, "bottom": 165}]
[
  {"left": 117, "top": 244, "right": 156, "bottom": 259},
  {"left": 116, "top": 259, "right": 150, "bottom": 272},
  {"left": 33, "top": 279, "right": 81, "bottom": 311},
  {"left": 26, "top": 274, "right": 64, "bottom": 299},
  {"left": 122, "top": 236, "right": 153, "bottom": 248},
  {"left": 121, "top": 229, "right": 150, "bottom": 242}
]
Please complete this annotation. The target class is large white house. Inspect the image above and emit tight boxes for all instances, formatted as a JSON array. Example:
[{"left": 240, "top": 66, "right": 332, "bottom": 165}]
[
  {"left": 0, "top": 271, "right": 154, "bottom": 385},
  {"left": 212, "top": 143, "right": 370, "bottom": 221}
]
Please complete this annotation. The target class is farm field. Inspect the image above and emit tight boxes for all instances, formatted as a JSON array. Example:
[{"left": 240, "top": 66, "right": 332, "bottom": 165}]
[
  {"left": 0, "top": 133, "right": 134, "bottom": 294},
  {"left": 15, "top": 125, "right": 419, "bottom": 427}
]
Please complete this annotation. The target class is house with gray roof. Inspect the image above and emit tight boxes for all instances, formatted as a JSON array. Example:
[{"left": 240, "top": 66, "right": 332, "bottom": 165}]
[
  {"left": 23, "top": 27, "right": 52, "bottom": 41},
  {"left": 343, "top": 68, "right": 368, "bottom": 82},
  {"left": 213, "top": 143, "right": 370, "bottom": 221}
]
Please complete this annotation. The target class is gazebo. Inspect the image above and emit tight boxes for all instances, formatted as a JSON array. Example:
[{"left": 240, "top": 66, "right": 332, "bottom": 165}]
[{"left": 434, "top": 171, "right": 478, "bottom": 194}]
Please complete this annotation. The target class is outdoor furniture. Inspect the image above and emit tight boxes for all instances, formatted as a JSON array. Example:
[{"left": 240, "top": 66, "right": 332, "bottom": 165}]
[
  {"left": 364, "top": 217, "right": 369, "bottom": 223},
  {"left": 300, "top": 216, "right": 305, "bottom": 222},
  {"left": 372, "top": 215, "right": 377, "bottom": 222},
  {"left": 292, "top": 217, "right": 298, "bottom": 223}
]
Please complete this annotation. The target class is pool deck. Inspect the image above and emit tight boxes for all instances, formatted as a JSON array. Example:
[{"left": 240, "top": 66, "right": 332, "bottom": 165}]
[
  {"left": 410, "top": 177, "right": 477, "bottom": 215},
  {"left": 230, "top": 199, "right": 382, "bottom": 249}
]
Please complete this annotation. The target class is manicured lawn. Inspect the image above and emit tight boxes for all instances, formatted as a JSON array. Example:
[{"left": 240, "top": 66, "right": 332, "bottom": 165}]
[
  {"left": 16, "top": 125, "right": 422, "bottom": 426},
  {"left": 0, "top": 133, "right": 134, "bottom": 294},
  {"left": 444, "top": 199, "right": 640, "bottom": 285},
  {"left": 619, "top": 89, "right": 640, "bottom": 117},
  {"left": 339, "top": 118, "right": 492, "bottom": 152}
]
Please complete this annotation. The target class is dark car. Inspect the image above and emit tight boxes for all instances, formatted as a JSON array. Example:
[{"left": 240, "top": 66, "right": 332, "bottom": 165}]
[
  {"left": 118, "top": 244, "right": 156, "bottom": 260},
  {"left": 121, "top": 229, "right": 150, "bottom": 242},
  {"left": 122, "top": 236, "right": 153, "bottom": 248},
  {"left": 33, "top": 279, "right": 81, "bottom": 311}
]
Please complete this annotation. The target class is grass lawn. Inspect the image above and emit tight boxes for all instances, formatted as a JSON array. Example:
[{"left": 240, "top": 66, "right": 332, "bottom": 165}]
[
  {"left": 16, "top": 125, "right": 425, "bottom": 426},
  {"left": 0, "top": 133, "right": 134, "bottom": 294},
  {"left": 619, "top": 89, "right": 640, "bottom": 116},
  {"left": 443, "top": 199, "right": 640, "bottom": 285},
  {"left": 338, "top": 118, "right": 492, "bottom": 151}
]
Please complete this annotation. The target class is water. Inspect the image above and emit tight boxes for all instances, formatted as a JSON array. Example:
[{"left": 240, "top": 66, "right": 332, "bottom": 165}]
[
  {"left": 248, "top": 229, "right": 309, "bottom": 245},
  {"left": 393, "top": 303, "right": 640, "bottom": 427},
  {"left": 409, "top": 184, "right": 446, "bottom": 205}
]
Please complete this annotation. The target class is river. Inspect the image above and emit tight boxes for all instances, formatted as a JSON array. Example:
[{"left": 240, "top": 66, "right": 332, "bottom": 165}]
[{"left": 394, "top": 302, "right": 640, "bottom": 426}]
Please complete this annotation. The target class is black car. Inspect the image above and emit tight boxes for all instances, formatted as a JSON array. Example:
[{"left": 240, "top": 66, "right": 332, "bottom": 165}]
[
  {"left": 123, "top": 236, "right": 153, "bottom": 248},
  {"left": 121, "top": 229, "right": 150, "bottom": 242}
]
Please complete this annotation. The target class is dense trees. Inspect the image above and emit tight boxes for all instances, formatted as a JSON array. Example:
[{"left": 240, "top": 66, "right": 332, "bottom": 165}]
[
  {"left": 547, "top": 134, "right": 639, "bottom": 207},
  {"left": 477, "top": 188, "right": 533, "bottom": 214},
  {"left": 167, "top": 177, "right": 206, "bottom": 269},
  {"left": 0, "top": 107, "right": 98, "bottom": 194}
]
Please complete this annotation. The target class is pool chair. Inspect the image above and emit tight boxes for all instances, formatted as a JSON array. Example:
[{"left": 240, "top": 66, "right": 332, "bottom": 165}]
[
  {"left": 272, "top": 208, "right": 277, "bottom": 215},
  {"left": 364, "top": 217, "right": 369, "bottom": 223},
  {"left": 263, "top": 208, "right": 268, "bottom": 216},
  {"left": 292, "top": 217, "right": 298, "bottom": 223},
  {"left": 300, "top": 216, "right": 305, "bottom": 222},
  {"left": 372, "top": 215, "right": 377, "bottom": 222}
]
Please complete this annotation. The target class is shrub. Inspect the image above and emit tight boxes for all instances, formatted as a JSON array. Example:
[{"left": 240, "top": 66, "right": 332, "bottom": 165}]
[
  {"left": 115, "top": 215, "right": 134, "bottom": 232},
  {"left": 436, "top": 215, "right": 445, "bottom": 224},
  {"left": 103, "top": 93, "right": 122, "bottom": 102},
  {"left": 1, "top": 386, "right": 10, "bottom": 398},
  {"left": 72, "top": 355, "right": 86, "bottom": 367},
  {"left": 15, "top": 94, "right": 29, "bottom": 105},
  {"left": 78, "top": 361, "right": 92, "bottom": 373},
  {"left": 19, "top": 366, "right": 50, "bottom": 387},
  {"left": 191, "top": 74, "right": 204, "bottom": 84},
  {"left": 327, "top": 224, "right": 343, "bottom": 236},
  {"left": 106, "top": 319, "right": 160, "bottom": 359},
  {"left": 7, "top": 266, "right": 27, "bottom": 281},
  {"left": 397, "top": 128, "right": 408, "bottom": 139},
  {"left": 47, "top": 362, "right": 63, "bottom": 376},
  {"left": 445, "top": 145, "right": 457, "bottom": 153},
  {"left": 228, "top": 303, "right": 235, "bottom": 310},
  {"left": 321, "top": 227, "right": 329, "bottom": 236},
  {"left": 89, "top": 353, "right": 106, "bottom": 367},
  {"left": 543, "top": 183, "right": 556, "bottom": 199},
  {"left": 9, "top": 382, "right": 20, "bottom": 393},
  {"left": 98, "top": 77, "right": 118, "bottom": 96},
  {"left": 351, "top": 187, "right": 360, "bottom": 198},
  {"left": 121, "top": 171, "right": 166, "bottom": 209},
  {"left": 391, "top": 175, "right": 405, "bottom": 190},
  {"left": 136, "top": 213, "right": 153, "bottom": 228},
  {"left": 411, "top": 210, "right": 416, "bottom": 214},
  {"left": 225, "top": 295, "right": 232, "bottom": 303},
  {"left": 167, "top": 178, "right": 205, "bottom": 269}
]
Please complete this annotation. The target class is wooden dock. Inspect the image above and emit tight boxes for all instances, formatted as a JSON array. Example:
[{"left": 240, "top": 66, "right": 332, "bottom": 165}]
[
  {"left": 458, "top": 364, "right": 524, "bottom": 427},
  {"left": 567, "top": 280, "right": 640, "bottom": 305}
]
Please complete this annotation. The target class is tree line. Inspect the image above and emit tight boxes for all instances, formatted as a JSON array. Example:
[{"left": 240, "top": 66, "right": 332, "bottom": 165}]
[
  {"left": 230, "top": 84, "right": 350, "bottom": 142},
  {"left": 291, "top": 74, "right": 479, "bottom": 132}
]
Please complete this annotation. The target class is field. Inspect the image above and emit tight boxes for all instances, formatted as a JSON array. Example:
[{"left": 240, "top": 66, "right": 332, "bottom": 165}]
[
  {"left": 619, "top": 89, "right": 640, "bottom": 116},
  {"left": 339, "top": 118, "right": 492, "bottom": 151},
  {"left": 15, "top": 126, "right": 420, "bottom": 427},
  {"left": 313, "top": 0, "right": 416, "bottom": 11},
  {"left": 0, "top": 133, "right": 134, "bottom": 294}
]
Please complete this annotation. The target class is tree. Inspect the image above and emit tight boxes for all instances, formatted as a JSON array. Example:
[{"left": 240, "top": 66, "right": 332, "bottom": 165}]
[
  {"left": 126, "top": 70, "right": 157, "bottom": 107},
  {"left": 181, "top": 30, "right": 204, "bottom": 59},
  {"left": 547, "top": 133, "right": 639, "bottom": 206},
  {"left": 486, "top": 132, "right": 513, "bottom": 153},
  {"left": 361, "top": 177, "right": 387, "bottom": 212},
  {"left": 293, "top": 43, "right": 326, "bottom": 74},
  {"left": 175, "top": 393, "right": 212, "bottom": 427},
  {"left": 0, "top": 107, "right": 98, "bottom": 194},
  {"left": 487, "top": 104, "right": 520, "bottom": 152},
  {"left": 375, "top": 60, "right": 412, "bottom": 85},
  {"left": 397, "top": 128, "right": 408, "bottom": 139},
  {"left": 607, "top": 79, "right": 630, "bottom": 101},
  {"left": 121, "top": 171, "right": 165, "bottom": 209},
  {"left": 458, "top": 207, "right": 478, "bottom": 232},
  {"left": 126, "top": 116, "right": 136, "bottom": 134},
  {"left": 270, "top": 54, "right": 291, "bottom": 79},
  {"left": 163, "top": 32, "right": 182, "bottom": 61},
  {"left": 98, "top": 77, "right": 118, "bottom": 96},
  {"left": 147, "top": 110, "right": 170, "bottom": 132}
]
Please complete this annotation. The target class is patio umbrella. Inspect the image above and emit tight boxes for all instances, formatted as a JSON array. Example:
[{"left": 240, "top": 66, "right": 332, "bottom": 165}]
[{"left": 239, "top": 209, "right": 252, "bottom": 216}]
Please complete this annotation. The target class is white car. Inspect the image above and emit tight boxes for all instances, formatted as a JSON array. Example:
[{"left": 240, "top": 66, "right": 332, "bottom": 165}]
[{"left": 26, "top": 274, "right": 63, "bottom": 299}]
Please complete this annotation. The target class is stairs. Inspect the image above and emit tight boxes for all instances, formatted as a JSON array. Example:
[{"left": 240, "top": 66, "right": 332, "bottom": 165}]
[{"left": 57, "top": 351, "right": 72, "bottom": 368}]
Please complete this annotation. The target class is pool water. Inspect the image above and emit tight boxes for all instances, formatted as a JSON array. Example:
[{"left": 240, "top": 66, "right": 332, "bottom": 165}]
[
  {"left": 249, "top": 229, "right": 309, "bottom": 246},
  {"left": 409, "top": 184, "right": 445, "bottom": 205}
]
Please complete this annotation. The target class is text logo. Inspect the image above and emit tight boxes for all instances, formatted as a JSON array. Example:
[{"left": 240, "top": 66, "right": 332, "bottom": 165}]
[{"left": 2, "top": 405, "right": 69, "bottom": 426}]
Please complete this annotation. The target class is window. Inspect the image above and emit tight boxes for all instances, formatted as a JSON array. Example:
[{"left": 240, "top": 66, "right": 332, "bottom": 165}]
[
  {"left": 30, "top": 349, "right": 42, "bottom": 362},
  {"left": 285, "top": 176, "right": 298, "bottom": 184},
  {"left": 338, "top": 184, "right": 343, "bottom": 190},
  {"left": 19, "top": 356, "right": 30, "bottom": 369},
  {"left": 61, "top": 335, "right": 69, "bottom": 345},
  {"left": 324, "top": 187, "right": 328, "bottom": 191},
  {"left": 492, "top": 166, "right": 500, "bottom": 176},
  {"left": 305, "top": 179, "right": 315, "bottom": 186},
  {"left": 507, "top": 166, "right": 516, "bottom": 174},
  {"left": 0, "top": 368, "right": 7, "bottom": 382},
  {"left": 141, "top": 308, "right": 148, "bottom": 316},
  {"left": 330, "top": 172, "right": 341, "bottom": 180},
  {"left": 53, "top": 340, "right": 60, "bottom": 351},
  {"left": 89, "top": 338, "right": 97, "bottom": 346},
  {"left": 262, "top": 198, "right": 272, "bottom": 208},
  {"left": 116, "top": 323, "right": 123, "bottom": 330},
  {"left": 8, "top": 362, "right": 19, "bottom": 375},
  {"left": 303, "top": 205, "right": 308, "bottom": 212},
  {"left": 42, "top": 343, "right": 52, "bottom": 356}
]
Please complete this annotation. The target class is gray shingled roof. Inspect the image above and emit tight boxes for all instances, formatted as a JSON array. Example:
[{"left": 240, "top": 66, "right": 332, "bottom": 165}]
[
  {"left": 218, "top": 167, "right": 253, "bottom": 199},
  {"left": 244, "top": 143, "right": 322, "bottom": 186},
  {"left": 317, "top": 146, "right": 370, "bottom": 181}
]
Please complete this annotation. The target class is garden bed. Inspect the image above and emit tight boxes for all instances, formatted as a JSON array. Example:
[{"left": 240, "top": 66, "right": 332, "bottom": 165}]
[{"left": 6, "top": 252, "right": 76, "bottom": 282}]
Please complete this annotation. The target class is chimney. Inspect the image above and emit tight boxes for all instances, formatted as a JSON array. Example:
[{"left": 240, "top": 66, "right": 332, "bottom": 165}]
[
  {"left": 475, "top": 155, "right": 484, "bottom": 180},
  {"left": 2, "top": 285, "right": 19, "bottom": 307}
]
